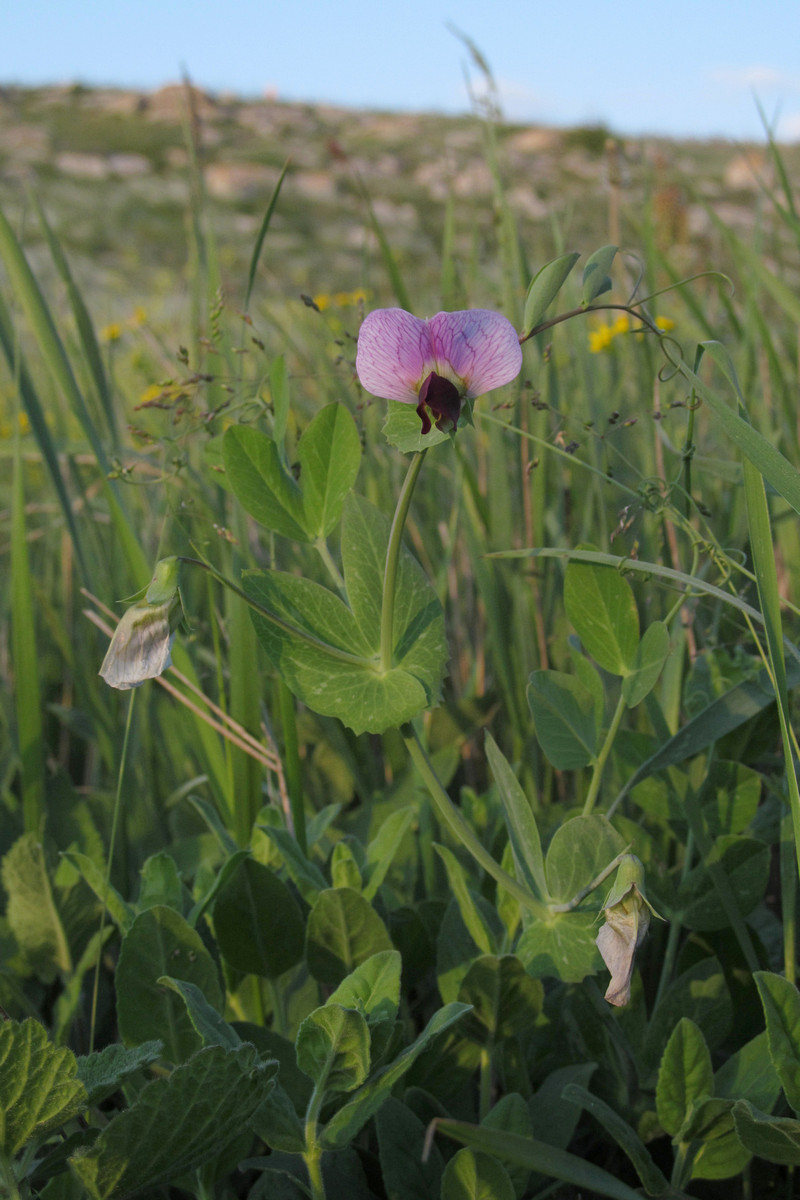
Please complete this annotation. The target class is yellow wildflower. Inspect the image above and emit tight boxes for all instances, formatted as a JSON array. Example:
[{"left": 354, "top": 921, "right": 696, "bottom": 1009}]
[{"left": 101, "top": 323, "right": 123, "bottom": 343}]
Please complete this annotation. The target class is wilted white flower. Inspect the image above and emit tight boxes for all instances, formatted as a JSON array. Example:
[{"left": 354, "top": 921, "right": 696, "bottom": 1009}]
[{"left": 99, "top": 557, "right": 183, "bottom": 690}]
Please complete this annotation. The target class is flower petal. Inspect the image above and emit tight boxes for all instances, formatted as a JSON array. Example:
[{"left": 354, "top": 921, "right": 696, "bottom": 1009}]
[
  {"left": 356, "top": 308, "right": 434, "bottom": 403},
  {"left": 427, "top": 309, "right": 522, "bottom": 398}
]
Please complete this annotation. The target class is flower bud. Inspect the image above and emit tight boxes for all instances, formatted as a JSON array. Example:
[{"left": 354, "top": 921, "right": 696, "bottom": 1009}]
[{"left": 595, "top": 855, "right": 661, "bottom": 1007}]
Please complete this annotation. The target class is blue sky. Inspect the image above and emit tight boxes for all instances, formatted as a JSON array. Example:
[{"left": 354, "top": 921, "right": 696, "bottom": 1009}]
[{"left": 5, "top": 0, "right": 800, "bottom": 141}]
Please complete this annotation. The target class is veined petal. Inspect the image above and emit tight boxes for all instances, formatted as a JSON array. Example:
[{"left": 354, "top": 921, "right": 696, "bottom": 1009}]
[
  {"left": 356, "top": 308, "right": 435, "bottom": 403},
  {"left": 428, "top": 309, "right": 522, "bottom": 397}
]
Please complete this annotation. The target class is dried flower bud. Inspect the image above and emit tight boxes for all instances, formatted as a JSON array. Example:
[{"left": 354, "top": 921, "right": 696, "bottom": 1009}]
[
  {"left": 99, "top": 557, "right": 183, "bottom": 690},
  {"left": 596, "top": 855, "right": 661, "bottom": 1007}
]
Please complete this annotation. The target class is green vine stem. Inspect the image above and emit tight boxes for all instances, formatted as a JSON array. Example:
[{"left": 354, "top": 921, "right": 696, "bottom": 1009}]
[
  {"left": 582, "top": 692, "right": 627, "bottom": 817},
  {"left": 89, "top": 688, "right": 136, "bottom": 1054},
  {"left": 381, "top": 449, "right": 426, "bottom": 672},
  {"left": 401, "top": 723, "right": 547, "bottom": 918},
  {"left": 303, "top": 1085, "right": 327, "bottom": 1200}
]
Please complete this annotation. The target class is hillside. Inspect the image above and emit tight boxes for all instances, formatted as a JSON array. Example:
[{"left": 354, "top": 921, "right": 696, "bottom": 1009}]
[{"left": 1, "top": 81, "right": 796, "bottom": 326}]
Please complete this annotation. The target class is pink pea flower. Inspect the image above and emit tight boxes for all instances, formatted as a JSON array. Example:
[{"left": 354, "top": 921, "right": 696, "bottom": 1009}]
[{"left": 356, "top": 307, "right": 522, "bottom": 435}]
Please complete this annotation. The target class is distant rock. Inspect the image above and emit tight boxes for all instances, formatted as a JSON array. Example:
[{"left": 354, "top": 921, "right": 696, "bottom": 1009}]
[
  {"left": 0, "top": 124, "right": 50, "bottom": 162},
  {"left": 204, "top": 161, "right": 281, "bottom": 200},
  {"left": 108, "top": 153, "right": 151, "bottom": 177},
  {"left": 724, "top": 151, "right": 771, "bottom": 191},
  {"left": 55, "top": 152, "right": 108, "bottom": 179}
]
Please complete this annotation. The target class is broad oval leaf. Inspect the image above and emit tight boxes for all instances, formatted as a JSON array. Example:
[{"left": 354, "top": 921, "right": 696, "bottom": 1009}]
[
  {"left": 298, "top": 402, "right": 362, "bottom": 537},
  {"left": 564, "top": 555, "right": 639, "bottom": 676},
  {"left": 306, "top": 887, "right": 393, "bottom": 984},
  {"left": 116, "top": 906, "right": 223, "bottom": 1064},
  {"left": 581, "top": 245, "right": 617, "bottom": 306},
  {"left": 527, "top": 669, "right": 599, "bottom": 768},
  {"left": 457, "top": 954, "right": 544, "bottom": 1044},
  {"left": 522, "top": 252, "right": 581, "bottom": 337},
  {"left": 245, "top": 492, "right": 447, "bottom": 735},
  {"left": 621, "top": 621, "right": 670, "bottom": 708},
  {"left": 213, "top": 856, "right": 305, "bottom": 979},
  {"left": 328, "top": 950, "right": 402, "bottom": 1024},
  {"left": 223, "top": 424, "right": 308, "bottom": 541},
  {"left": 656, "top": 1017, "right": 714, "bottom": 1138},
  {"left": 296, "top": 1004, "right": 370, "bottom": 1094},
  {"left": 441, "top": 1147, "right": 515, "bottom": 1200}
]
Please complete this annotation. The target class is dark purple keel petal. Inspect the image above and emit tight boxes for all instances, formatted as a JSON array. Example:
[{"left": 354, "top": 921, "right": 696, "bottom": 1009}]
[
  {"left": 355, "top": 308, "right": 434, "bottom": 402},
  {"left": 428, "top": 309, "right": 522, "bottom": 397},
  {"left": 416, "top": 371, "right": 462, "bottom": 435}
]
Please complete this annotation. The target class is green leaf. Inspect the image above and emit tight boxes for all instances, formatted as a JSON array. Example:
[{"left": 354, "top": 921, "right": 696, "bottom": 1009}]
[
  {"left": 376, "top": 1096, "right": 444, "bottom": 1200},
  {"left": 441, "top": 1147, "right": 516, "bottom": 1200},
  {"left": 485, "top": 732, "right": 548, "bottom": 902},
  {"left": 362, "top": 807, "right": 416, "bottom": 901},
  {"left": 544, "top": 815, "right": 626, "bottom": 905},
  {"left": 564, "top": 555, "right": 639, "bottom": 675},
  {"left": 581, "top": 245, "right": 617, "bottom": 305},
  {"left": 296, "top": 1004, "right": 370, "bottom": 1094},
  {"left": 76, "top": 1041, "right": 163, "bottom": 1107},
  {"left": 213, "top": 856, "right": 305, "bottom": 978},
  {"left": 641, "top": 958, "right": 731, "bottom": 1080},
  {"left": 138, "top": 852, "right": 184, "bottom": 913},
  {"left": 677, "top": 837, "right": 770, "bottom": 932},
  {"left": 434, "top": 844, "right": 498, "bottom": 956},
  {"left": 527, "top": 670, "right": 599, "bottom": 768},
  {"left": 383, "top": 401, "right": 451, "bottom": 452},
  {"left": 306, "top": 888, "right": 393, "bottom": 985},
  {"left": 331, "top": 840, "right": 363, "bottom": 891},
  {"left": 715, "top": 1030, "right": 781, "bottom": 1113},
  {"left": 432, "top": 1121, "right": 645, "bottom": 1200},
  {"left": 115, "top": 906, "right": 223, "bottom": 1064},
  {"left": 68, "top": 1045, "right": 273, "bottom": 1199},
  {"left": 0, "top": 1019, "right": 87, "bottom": 1157},
  {"left": 698, "top": 762, "right": 761, "bottom": 838},
  {"left": 563, "top": 1083, "right": 669, "bottom": 1195},
  {"left": 322, "top": 1002, "right": 471, "bottom": 1149},
  {"left": 223, "top": 404, "right": 360, "bottom": 542},
  {"left": 457, "top": 955, "right": 543, "bottom": 1045},
  {"left": 222, "top": 424, "right": 306, "bottom": 540},
  {"left": 298, "top": 402, "right": 362, "bottom": 537},
  {"left": 157, "top": 978, "right": 242, "bottom": 1050},
  {"left": 186, "top": 848, "right": 252, "bottom": 927},
  {"left": 2, "top": 834, "right": 72, "bottom": 978},
  {"left": 260, "top": 826, "right": 328, "bottom": 904},
  {"left": 515, "top": 911, "right": 600, "bottom": 984},
  {"left": 250, "top": 1081, "right": 306, "bottom": 1153},
  {"left": 656, "top": 1018, "right": 714, "bottom": 1138},
  {"left": 622, "top": 621, "right": 670, "bottom": 708},
  {"left": 732, "top": 1100, "right": 800, "bottom": 1165},
  {"left": 522, "top": 252, "right": 581, "bottom": 337},
  {"left": 755, "top": 971, "right": 800, "bottom": 1115},
  {"left": 328, "top": 950, "right": 402, "bottom": 1024},
  {"left": 246, "top": 495, "right": 447, "bottom": 735}
]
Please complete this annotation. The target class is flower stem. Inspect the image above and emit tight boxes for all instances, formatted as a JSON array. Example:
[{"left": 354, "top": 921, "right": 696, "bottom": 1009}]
[
  {"left": 89, "top": 689, "right": 136, "bottom": 1054},
  {"left": 582, "top": 691, "right": 627, "bottom": 817},
  {"left": 381, "top": 451, "right": 426, "bottom": 673},
  {"left": 401, "top": 724, "right": 547, "bottom": 917}
]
